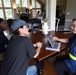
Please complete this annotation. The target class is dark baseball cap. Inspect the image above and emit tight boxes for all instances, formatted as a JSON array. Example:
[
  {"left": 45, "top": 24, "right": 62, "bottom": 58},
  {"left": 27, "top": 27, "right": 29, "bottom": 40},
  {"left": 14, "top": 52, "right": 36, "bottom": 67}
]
[{"left": 11, "top": 20, "right": 29, "bottom": 31}]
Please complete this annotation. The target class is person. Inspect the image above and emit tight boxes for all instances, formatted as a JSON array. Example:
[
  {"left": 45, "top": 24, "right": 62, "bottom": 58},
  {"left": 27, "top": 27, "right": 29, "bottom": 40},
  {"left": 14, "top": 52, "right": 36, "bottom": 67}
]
[
  {"left": 0, "top": 18, "right": 9, "bottom": 53},
  {"left": 36, "top": 11, "right": 43, "bottom": 22},
  {"left": 0, "top": 20, "right": 42, "bottom": 75},
  {"left": 36, "top": 11, "right": 41, "bottom": 18},
  {"left": 7, "top": 18, "right": 14, "bottom": 30},
  {"left": 53, "top": 18, "right": 76, "bottom": 75},
  {"left": 6, "top": 18, "right": 14, "bottom": 40}
]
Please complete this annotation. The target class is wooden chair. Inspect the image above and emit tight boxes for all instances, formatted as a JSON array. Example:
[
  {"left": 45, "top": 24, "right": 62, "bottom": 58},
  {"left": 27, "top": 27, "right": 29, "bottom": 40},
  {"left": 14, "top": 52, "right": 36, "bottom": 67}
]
[{"left": 55, "top": 18, "right": 60, "bottom": 31}]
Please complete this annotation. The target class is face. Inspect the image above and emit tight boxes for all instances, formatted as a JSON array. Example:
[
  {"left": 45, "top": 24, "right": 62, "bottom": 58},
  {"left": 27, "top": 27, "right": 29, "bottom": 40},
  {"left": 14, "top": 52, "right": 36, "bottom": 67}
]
[
  {"left": 19, "top": 25, "right": 29, "bottom": 36},
  {"left": 71, "top": 20, "right": 76, "bottom": 34},
  {"left": 0, "top": 21, "right": 7, "bottom": 30}
]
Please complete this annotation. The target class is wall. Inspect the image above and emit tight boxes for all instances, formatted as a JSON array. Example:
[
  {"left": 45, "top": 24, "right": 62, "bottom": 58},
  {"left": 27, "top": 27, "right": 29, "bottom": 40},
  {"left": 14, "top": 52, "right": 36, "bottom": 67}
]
[
  {"left": 44, "top": 0, "right": 67, "bottom": 11},
  {"left": 57, "top": 0, "right": 66, "bottom": 10},
  {"left": 64, "top": 0, "right": 76, "bottom": 30}
]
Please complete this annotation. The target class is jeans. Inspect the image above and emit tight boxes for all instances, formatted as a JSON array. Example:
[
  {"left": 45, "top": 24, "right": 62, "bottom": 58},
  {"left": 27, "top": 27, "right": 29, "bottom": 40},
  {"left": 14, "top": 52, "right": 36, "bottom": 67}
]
[{"left": 26, "top": 65, "right": 37, "bottom": 75}]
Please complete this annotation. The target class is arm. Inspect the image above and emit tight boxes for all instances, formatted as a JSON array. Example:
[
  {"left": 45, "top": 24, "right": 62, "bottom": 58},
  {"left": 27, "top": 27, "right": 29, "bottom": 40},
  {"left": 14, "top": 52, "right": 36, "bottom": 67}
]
[
  {"left": 34, "top": 42, "right": 42, "bottom": 58},
  {"left": 53, "top": 37, "right": 69, "bottom": 43}
]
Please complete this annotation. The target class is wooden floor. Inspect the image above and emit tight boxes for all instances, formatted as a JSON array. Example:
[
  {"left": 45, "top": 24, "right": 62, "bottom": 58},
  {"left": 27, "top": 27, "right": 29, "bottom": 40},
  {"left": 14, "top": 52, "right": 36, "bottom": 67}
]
[
  {"left": 28, "top": 51, "right": 65, "bottom": 75},
  {"left": 43, "top": 60, "right": 57, "bottom": 75},
  {"left": 43, "top": 51, "right": 65, "bottom": 75}
]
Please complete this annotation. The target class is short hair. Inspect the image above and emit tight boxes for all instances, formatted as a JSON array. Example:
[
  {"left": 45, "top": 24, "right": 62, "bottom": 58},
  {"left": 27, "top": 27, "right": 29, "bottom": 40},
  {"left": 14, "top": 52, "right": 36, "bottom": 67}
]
[
  {"left": 72, "top": 18, "right": 76, "bottom": 22},
  {"left": 0, "top": 18, "right": 4, "bottom": 23},
  {"left": 37, "top": 11, "right": 40, "bottom": 13},
  {"left": 7, "top": 19, "right": 14, "bottom": 29}
]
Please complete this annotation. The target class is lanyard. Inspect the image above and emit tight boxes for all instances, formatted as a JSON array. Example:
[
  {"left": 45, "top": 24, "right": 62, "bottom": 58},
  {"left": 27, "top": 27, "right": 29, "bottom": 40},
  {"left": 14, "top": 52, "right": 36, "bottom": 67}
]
[
  {"left": 69, "top": 39, "right": 76, "bottom": 61},
  {"left": 69, "top": 53, "right": 76, "bottom": 61}
]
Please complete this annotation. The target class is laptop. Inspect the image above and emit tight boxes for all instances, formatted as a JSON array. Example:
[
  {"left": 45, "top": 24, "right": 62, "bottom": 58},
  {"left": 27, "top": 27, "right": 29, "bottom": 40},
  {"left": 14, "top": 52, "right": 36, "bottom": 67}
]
[{"left": 46, "top": 36, "right": 61, "bottom": 51}]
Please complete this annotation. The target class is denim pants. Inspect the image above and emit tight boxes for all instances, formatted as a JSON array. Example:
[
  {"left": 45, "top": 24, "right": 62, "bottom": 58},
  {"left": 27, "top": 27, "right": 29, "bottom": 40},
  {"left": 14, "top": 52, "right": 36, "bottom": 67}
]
[{"left": 26, "top": 65, "right": 37, "bottom": 75}]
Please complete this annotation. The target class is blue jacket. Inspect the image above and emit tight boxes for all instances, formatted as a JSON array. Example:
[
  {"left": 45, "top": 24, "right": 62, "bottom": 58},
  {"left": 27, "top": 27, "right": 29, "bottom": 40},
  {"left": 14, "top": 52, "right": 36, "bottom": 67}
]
[
  {"left": 0, "top": 31, "right": 8, "bottom": 53},
  {"left": 65, "top": 34, "right": 76, "bottom": 74}
]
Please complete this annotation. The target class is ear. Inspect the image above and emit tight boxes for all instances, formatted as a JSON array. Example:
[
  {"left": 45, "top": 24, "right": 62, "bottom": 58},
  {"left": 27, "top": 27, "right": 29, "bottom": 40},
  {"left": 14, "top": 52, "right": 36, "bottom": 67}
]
[{"left": 18, "top": 28, "right": 23, "bottom": 32}]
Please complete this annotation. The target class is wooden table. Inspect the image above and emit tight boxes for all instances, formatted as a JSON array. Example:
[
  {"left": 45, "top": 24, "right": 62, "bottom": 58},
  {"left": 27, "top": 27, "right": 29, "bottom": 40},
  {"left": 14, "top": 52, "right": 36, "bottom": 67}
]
[{"left": 29, "top": 31, "right": 72, "bottom": 75}]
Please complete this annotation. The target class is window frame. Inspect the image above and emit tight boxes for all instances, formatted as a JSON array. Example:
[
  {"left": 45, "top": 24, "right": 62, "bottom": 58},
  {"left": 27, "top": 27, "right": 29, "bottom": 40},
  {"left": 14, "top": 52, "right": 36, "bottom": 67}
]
[
  {"left": 0, "top": 0, "right": 13, "bottom": 20},
  {"left": 16, "top": 0, "right": 29, "bottom": 7}
]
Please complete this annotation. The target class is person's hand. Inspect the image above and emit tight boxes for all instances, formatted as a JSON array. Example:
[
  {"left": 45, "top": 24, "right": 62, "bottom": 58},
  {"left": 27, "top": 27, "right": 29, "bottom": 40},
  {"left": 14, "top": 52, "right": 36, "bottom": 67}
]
[
  {"left": 34, "top": 42, "right": 42, "bottom": 58},
  {"left": 53, "top": 37, "right": 60, "bottom": 41},
  {"left": 36, "top": 42, "right": 42, "bottom": 49}
]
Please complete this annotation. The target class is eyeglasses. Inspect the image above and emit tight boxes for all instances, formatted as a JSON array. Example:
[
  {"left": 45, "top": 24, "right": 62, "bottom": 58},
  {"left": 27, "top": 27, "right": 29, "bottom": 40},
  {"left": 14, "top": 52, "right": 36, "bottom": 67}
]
[{"left": 71, "top": 24, "right": 76, "bottom": 28}]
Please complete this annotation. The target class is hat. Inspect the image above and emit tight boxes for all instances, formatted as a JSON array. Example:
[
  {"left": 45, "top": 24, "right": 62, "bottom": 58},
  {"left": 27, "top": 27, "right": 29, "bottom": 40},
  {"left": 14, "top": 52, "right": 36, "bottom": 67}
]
[
  {"left": 11, "top": 20, "right": 29, "bottom": 31},
  {"left": 0, "top": 18, "right": 4, "bottom": 23}
]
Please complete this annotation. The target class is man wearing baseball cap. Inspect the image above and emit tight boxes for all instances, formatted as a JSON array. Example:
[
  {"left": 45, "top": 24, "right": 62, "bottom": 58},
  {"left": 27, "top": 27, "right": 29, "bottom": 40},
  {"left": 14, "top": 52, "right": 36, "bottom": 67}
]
[{"left": 0, "top": 20, "right": 42, "bottom": 75}]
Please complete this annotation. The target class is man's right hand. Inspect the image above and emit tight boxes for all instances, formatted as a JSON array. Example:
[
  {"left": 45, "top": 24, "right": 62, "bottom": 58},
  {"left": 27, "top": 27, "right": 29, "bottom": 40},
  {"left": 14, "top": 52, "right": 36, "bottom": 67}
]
[{"left": 53, "top": 37, "right": 60, "bottom": 42}]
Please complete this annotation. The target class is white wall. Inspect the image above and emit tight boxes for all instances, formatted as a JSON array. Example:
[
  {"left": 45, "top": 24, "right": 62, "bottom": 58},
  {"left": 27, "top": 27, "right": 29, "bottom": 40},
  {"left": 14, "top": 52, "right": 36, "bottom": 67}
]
[{"left": 64, "top": 0, "right": 76, "bottom": 30}]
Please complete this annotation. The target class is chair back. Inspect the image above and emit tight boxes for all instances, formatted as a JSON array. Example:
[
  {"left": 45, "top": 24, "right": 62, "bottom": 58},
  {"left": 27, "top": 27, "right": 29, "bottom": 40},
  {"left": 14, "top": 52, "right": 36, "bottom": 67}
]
[
  {"left": 31, "top": 18, "right": 42, "bottom": 31},
  {"left": 55, "top": 18, "right": 60, "bottom": 31}
]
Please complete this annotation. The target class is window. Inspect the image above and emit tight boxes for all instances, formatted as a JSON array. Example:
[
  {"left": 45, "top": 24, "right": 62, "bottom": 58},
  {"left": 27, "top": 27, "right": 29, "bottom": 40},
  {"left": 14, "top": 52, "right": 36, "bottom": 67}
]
[
  {"left": 36, "top": 1, "right": 41, "bottom": 8},
  {"left": 0, "top": 0, "right": 37, "bottom": 19},
  {"left": 5, "top": 9, "right": 13, "bottom": 19},
  {"left": 0, "top": 0, "right": 2, "bottom": 7},
  {"left": 22, "top": 0, "right": 28, "bottom": 7},
  {"left": 3, "top": 0, "right": 13, "bottom": 19},
  {"left": 16, "top": 0, "right": 29, "bottom": 13},
  {"left": 4, "top": 0, "right": 11, "bottom": 7},
  {"left": 0, "top": 0, "right": 13, "bottom": 19},
  {"left": 16, "top": 0, "right": 29, "bottom": 7},
  {"left": 32, "top": 0, "right": 35, "bottom": 8},
  {"left": 0, "top": 9, "right": 4, "bottom": 19},
  {"left": 16, "top": 0, "right": 21, "bottom": 7},
  {"left": 32, "top": 0, "right": 41, "bottom": 8}
]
